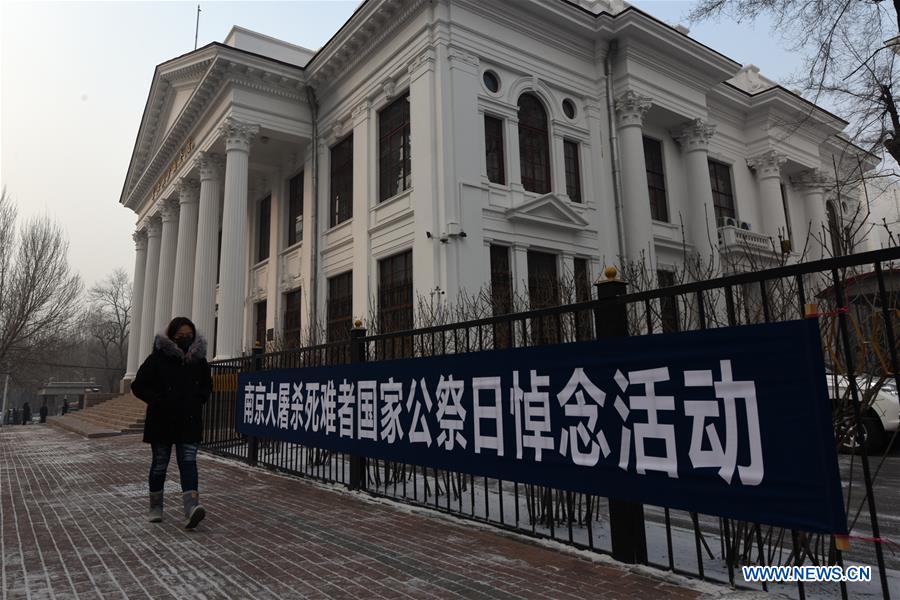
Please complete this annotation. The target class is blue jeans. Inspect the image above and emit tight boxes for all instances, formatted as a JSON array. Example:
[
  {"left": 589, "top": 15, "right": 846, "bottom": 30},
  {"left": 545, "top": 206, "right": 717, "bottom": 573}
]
[{"left": 149, "top": 442, "right": 199, "bottom": 493}]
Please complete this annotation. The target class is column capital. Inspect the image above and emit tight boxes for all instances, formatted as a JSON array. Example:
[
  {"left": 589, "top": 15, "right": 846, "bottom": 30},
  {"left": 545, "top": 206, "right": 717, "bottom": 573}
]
[
  {"left": 220, "top": 117, "right": 259, "bottom": 153},
  {"left": 146, "top": 214, "right": 162, "bottom": 238},
  {"left": 791, "top": 168, "right": 830, "bottom": 193},
  {"left": 351, "top": 99, "right": 371, "bottom": 127},
  {"left": 408, "top": 48, "right": 436, "bottom": 79},
  {"left": 176, "top": 177, "right": 200, "bottom": 204},
  {"left": 158, "top": 197, "right": 180, "bottom": 223},
  {"left": 614, "top": 90, "right": 652, "bottom": 128},
  {"left": 747, "top": 150, "right": 787, "bottom": 179},
  {"left": 673, "top": 118, "right": 716, "bottom": 153},
  {"left": 133, "top": 229, "right": 147, "bottom": 251},
  {"left": 448, "top": 47, "right": 480, "bottom": 73},
  {"left": 194, "top": 151, "right": 224, "bottom": 181}
]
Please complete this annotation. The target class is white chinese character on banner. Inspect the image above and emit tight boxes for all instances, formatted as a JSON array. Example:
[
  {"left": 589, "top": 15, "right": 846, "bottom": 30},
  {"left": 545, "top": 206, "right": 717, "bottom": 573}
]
[
  {"left": 254, "top": 383, "right": 266, "bottom": 425},
  {"left": 683, "top": 360, "right": 764, "bottom": 485},
  {"left": 358, "top": 380, "right": 377, "bottom": 441},
  {"left": 473, "top": 376, "right": 504, "bottom": 456},
  {"left": 557, "top": 368, "right": 607, "bottom": 466},
  {"left": 305, "top": 382, "right": 321, "bottom": 432},
  {"left": 277, "top": 383, "right": 290, "bottom": 430},
  {"left": 620, "top": 367, "right": 678, "bottom": 478},
  {"left": 264, "top": 383, "right": 277, "bottom": 427},
  {"left": 510, "top": 370, "right": 554, "bottom": 461},
  {"left": 323, "top": 380, "right": 337, "bottom": 435},
  {"left": 243, "top": 382, "right": 255, "bottom": 424},
  {"left": 289, "top": 383, "right": 304, "bottom": 430},
  {"left": 436, "top": 375, "right": 467, "bottom": 450},
  {"left": 406, "top": 378, "right": 433, "bottom": 446},
  {"left": 338, "top": 379, "right": 355, "bottom": 439},
  {"left": 380, "top": 378, "right": 404, "bottom": 444}
]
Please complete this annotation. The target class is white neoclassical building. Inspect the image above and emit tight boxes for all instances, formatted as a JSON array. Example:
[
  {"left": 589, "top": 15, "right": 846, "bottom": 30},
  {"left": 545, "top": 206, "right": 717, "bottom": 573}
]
[{"left": 120, "top": 0, "right": 877, "bottom": 382}]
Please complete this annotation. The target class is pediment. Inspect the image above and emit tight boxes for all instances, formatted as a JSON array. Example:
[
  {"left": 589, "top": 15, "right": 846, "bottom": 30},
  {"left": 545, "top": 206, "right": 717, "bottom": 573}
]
[{"left": 505, "top": 193, "right": 589, "bottom": 231}]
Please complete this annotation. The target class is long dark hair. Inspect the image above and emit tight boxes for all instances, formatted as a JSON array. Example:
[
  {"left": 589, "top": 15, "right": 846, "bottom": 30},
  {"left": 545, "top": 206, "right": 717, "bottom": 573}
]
[{"left": 166, "top": 316, "right": 197, "bottom": 340}]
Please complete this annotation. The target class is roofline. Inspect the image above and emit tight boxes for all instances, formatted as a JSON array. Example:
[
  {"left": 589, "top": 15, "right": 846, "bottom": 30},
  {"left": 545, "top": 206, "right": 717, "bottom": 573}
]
[{"left": 724, "top": 81, "right": 850, "bottom": 128}]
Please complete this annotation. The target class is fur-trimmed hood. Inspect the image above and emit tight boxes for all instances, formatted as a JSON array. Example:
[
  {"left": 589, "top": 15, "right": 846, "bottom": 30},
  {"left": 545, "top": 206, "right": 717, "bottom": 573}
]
[{"left": 154, "top": 331, "right": 208, "bottom": 363}]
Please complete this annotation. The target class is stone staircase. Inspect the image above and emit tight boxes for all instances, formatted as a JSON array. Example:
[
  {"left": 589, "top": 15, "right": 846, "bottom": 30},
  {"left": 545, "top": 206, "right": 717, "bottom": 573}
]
[{"left": 47, "top": 393, "right": 145, "bottom": 439}]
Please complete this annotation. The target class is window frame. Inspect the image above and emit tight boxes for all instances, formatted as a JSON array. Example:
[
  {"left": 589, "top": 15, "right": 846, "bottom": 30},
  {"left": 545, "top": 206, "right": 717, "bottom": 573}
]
[
  {"left": 377, "top": 250, "right": 414, "bottom": 334},
  {"left": 329, "top": 135, "right": 354, "bottom": 228},
  {"left": 517, "top": 93, "right": 551, "bottom": 194},
  {"left": 708, "top": 159, "right": 736, "bottom": 223},
  {"left": 283, "top": 289, "right": 302, "bottom": 349},
  {"left": 326, "top": 271, "right": 353, "bottom": 342},
  {"left": 254, "top": 299, "right": 267, "bottom": 350},
  {"left": 563, "top": 139, "right": 582, "bottom": 203},
  {"left": 378, "top": 93, "right": 411, "bottom": 203},
  {"left": 484, "top": 114, "right": 506, "bottom": 185},
  {"left": 287, "top": 171, "right": 304, "bottom": 247},
  {"left": 256, "top": 195, "right": 271, "bottom": 263},
  {"left": 642, "top": 136, "right": 669, "bottom": 222}
]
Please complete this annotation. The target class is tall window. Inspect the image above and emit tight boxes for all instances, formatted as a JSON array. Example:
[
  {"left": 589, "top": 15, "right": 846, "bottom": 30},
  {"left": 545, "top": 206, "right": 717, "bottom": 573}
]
[
  {"left": 643, "top": 137, "right": 668, "bottom": 222},
  {"left": 780, "top": 183, "right": 793, "bottom": 247},
  {"left": 378, "top": 251, "right": 413, "bottom": 333},
  {"left": 216, "top": 229, "right": 222, "bottom": 284},
  {"left": 485, "top": 116, "right": 506, "bottom": 184},
  {"left": 283, "top": 289, "right": 302, "bottom": 349},
  {"left": 564, "top": 140, "right": 582, "bottom": 203},
  {"left": 288, "top": 172, "right": 303, "bottom": 246},
  {"left": 379, "top": 94, "right": 411, "bottom": 202},
  {"left": 708, "top": 160, "right": 735, "bottom": 222},
  {"left": 827, "top": 201, "right": 843, "bottom": 256},
  {"left": 518, "top": 93, "right": 551, "bottom": 194},
  {"left": 657, "top": 270, "right": 679, "bottom": 333},
  {"left": 330, "top": 135, "right": 353, "bottom": 227},
  {"left": 528, "top": 250, "right": 559, "bottom": 344},
  {"left": 490, "top": 245, "right": 512, "bottom": 315},
  {"left": 326, "top": 272, "right": 353, "bottom": 342},
  {"left": 257, "top": 195, "right": 271, "bottom": 262},
  {"left": 574, "top": 257, "right": 592, "bottom": 340},
  {"left": 254, "top": 300, "right": 267, "bottom": 349}
]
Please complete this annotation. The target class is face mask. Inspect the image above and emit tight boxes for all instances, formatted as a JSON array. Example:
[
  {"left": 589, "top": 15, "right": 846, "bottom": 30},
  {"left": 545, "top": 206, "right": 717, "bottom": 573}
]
[{"left": 176, "top": 337, "right": 193, "bottom": 352}]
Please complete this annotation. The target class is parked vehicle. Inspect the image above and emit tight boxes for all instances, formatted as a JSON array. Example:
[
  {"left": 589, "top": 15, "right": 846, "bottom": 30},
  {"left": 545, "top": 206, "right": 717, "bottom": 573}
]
[{"left": 827, "top": 374, "right": 899, "bottom": 454}]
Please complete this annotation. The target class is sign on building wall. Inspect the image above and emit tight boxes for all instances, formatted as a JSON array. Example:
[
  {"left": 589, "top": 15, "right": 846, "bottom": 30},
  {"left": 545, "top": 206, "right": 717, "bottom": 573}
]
[{"left": 236, "top": 319, "right": 846, "bottom": 534}]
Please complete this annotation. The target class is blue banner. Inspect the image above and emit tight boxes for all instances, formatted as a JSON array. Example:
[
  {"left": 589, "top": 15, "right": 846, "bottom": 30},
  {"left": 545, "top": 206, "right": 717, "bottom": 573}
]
[{"left": 236, "top": 319, "right": 846, "bottom": 534}]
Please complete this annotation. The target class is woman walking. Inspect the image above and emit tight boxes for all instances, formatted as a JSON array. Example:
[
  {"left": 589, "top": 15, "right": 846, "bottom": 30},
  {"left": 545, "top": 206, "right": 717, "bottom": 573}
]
[{"left": 132, "top": 317, "right": 212, "bottom": 529}]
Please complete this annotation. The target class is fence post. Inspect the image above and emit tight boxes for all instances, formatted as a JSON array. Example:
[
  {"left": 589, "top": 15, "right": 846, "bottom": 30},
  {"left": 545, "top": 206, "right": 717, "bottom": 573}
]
[
  {"left": 348, "top": 323, "right": 367, "bottom": 491},
  {"left": 594, "top": 266, "right": 648, "bottom": 565},
  {"left": 247, "top": 345, "right": 264, "bottom": 467}
]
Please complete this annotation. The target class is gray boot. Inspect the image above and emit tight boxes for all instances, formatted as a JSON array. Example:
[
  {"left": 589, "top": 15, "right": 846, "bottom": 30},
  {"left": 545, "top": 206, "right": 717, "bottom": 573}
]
[
  {"left": 182, "top": 490, "right": 206, "bottom": 530},
  {"left": 148, "top": 491, "right": 164, "bottom": 523}
]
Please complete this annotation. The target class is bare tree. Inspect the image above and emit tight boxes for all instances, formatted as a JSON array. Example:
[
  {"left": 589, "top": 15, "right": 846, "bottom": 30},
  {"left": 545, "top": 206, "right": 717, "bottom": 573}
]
[
  {"left": 688, "top": 0, "right": 900, "bottom": 169},
  {"left": 82, "top": 268, "right": 131, "bottom": 389},
  {"left": 0, "top": 188, "right": 83, "bottom": 377}
]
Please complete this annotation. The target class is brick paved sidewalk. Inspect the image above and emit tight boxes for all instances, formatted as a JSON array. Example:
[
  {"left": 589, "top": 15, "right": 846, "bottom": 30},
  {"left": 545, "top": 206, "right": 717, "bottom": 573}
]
[{"left": 1, "top": 426, "right": 713, "bottom": 600}]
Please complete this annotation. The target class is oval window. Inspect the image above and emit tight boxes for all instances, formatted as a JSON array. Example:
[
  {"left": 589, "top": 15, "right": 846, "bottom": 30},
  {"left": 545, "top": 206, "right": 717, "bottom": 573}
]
[
  {"left": 562, "top": 98, "right": 576, "bottom": 119},
  {"left": 483, "top": 70, "right": 500, "bottom": 94}
]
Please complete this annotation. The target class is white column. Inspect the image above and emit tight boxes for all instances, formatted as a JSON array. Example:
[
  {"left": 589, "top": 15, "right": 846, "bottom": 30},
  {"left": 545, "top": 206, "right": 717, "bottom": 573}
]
[
  {"left": 140, "top": 216, "right": 162, "bottom": 356},
  {"left": 153, "top": 197, "right": 179, "bottom": 333},
  {"left": 217, "top": 118, "right": 258, "bottom": 359},
  {"left": 674, "top": 119, "right": 719, "bottom": 262},
  {"left": 350, "top": 99, "right": 371, "bottom": 323},
  {"left": 192, "top": 152, "right": 224, "bottom": 344},
  {"left": 124, "top": 229, "right": 148, "bottom": 382},
  {"left": 614, "top": 90, "right": 655, "bottom": 268},
  {"left": 748, "top": 150, "right": 788, "bottom": 242},
  {"left": 171, "top": 177, "right": 200, "bottom": 318},
  {"left": 794, "top": 169, "right": 830, "bottom": 260}
]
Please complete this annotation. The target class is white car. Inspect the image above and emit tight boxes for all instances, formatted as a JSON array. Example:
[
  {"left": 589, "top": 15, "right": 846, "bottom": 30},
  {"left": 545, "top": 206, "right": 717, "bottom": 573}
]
[{"left": 827, "top": 374, "right": 900, "bottom": 454}]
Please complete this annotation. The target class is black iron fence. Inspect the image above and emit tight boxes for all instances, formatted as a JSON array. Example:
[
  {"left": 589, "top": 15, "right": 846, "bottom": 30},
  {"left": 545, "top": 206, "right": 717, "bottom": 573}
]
[{"left": 202, "top": 247, "right": 900, "bottom": 599}]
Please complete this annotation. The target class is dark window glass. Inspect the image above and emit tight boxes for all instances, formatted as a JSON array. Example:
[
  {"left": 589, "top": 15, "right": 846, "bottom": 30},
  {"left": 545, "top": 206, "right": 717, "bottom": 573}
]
[
  {"left": 564, "top": 140, "right": 581, "bottom": 203},
  {"left": 827, "top": 201, "right": 843, "bottom": 256},
  {"left": 485, "top": 116, "right": 506, "bottom": 185},
  {"left": 483, "top": 70, "right": 500, "bottom": 93},
  {"left": 330, "top": 136, "right": 353, "bottom": 227},
  {"left": 326, "top": 272, "right": 353, "bottom": 342},
  {"left": 379, "top": 94, "right": 411, "bottom": 202},
  {"left": 643, "top": 137, "right": 668, "bottom": 222},
  {"left": 489, "top": 245, "right": 513, "bottom": 348},
  {"left": 562, "top": 99, "right": 576, "bottom": 119},
  {"left": 708, "top": 159, "right": 735, "bottom": 223},
  {"left": 574, "top": 257, "right": 592, "bottom": 340},
  {"left": 254, "top": 300, "right": 267, "bottom": 350},
  {"left": 528, "top": 250, "right": 559, "bottom": 344},
  {"left": 257, "top": 195, "right": 271, "bottom": 262},
  {"left": 378, "top": 250, "right": 413, "bottom": 334},
  {"left": 283, "top": 289, "right": 302, "bottom": 349},
  {"left": 288, "top": 172, "right": 304, "bottom": 246},
  {"left": 780, "top": 183, "right": 793, "bottom": 247},
  {"left": 517, "top": 93, "right": 551, "bottom": 194},
  {"left": 657, "top": 270, "right": 679, "bottom": 333}
]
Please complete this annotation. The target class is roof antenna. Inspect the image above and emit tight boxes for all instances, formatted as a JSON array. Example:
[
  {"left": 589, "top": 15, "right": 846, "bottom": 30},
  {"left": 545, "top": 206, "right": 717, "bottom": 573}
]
[{"left": 194, "top": 4, "right": 201, "bottom": 50}]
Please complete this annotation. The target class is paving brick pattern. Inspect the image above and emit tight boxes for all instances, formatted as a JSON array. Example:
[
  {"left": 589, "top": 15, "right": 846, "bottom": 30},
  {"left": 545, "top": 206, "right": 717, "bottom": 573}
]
[{"left": 1, "top": 426, "right": 705, "bottom": 599}]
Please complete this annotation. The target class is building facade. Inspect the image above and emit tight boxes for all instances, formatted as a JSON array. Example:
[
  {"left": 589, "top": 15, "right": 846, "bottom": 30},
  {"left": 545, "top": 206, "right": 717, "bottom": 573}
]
[{"left": 120, "top": 0, "right": 876, "bottom": 381}]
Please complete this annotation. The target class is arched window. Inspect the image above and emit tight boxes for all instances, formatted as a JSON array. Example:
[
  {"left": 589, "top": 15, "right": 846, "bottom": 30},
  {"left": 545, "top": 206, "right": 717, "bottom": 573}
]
[{"left": 517, "top": 93, "right": 551, "bottom": 194}]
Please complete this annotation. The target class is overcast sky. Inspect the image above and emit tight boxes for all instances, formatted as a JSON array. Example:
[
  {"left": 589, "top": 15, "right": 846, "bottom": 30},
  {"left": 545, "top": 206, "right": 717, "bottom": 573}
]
[{"left": 0, "top": 0, "right": 795, "bottom": 290}]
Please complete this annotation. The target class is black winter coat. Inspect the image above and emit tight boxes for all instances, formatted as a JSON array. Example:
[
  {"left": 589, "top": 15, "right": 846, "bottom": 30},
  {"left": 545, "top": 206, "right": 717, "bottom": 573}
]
[{"left": 131, "top": 333, "right": 213, "bottom": 444}]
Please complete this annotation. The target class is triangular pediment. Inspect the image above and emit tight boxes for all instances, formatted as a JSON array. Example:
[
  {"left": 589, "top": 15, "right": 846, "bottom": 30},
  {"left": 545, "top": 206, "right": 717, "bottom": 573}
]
[{"left": 505, "top": 193, "right": 589, "bottom": 230}]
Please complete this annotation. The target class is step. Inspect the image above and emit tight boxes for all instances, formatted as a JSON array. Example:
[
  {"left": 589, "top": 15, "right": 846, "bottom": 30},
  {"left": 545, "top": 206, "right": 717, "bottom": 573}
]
[{"left": 47, "top": 415, "right": 123, "bottom": 439}]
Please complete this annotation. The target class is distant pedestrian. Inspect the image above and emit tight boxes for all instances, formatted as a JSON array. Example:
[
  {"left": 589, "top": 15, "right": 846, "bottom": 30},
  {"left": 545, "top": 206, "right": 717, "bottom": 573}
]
[
  {"left": 39, "top": 402, "right": 48, "bottom": 423},
  {"left": 131, "top": 317, "right": 212, "bottom": 529},
  {"left": 21, "top": 402, "right": 31, "bottom": 425}
]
